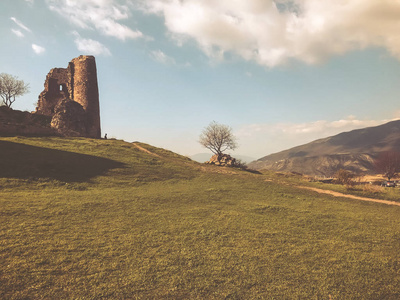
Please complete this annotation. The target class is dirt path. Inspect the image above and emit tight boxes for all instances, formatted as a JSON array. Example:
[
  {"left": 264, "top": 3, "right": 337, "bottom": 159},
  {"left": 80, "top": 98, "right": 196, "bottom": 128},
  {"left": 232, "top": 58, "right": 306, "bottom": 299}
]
[
  {"left": 127, "top": 146, "right": 400, "bottom": 207},
  {"left": 132, "top": 143, "right": 161, "bottom": 158},
  {"left": 297, "top": 185, "right": 400, "bottom": 207}
]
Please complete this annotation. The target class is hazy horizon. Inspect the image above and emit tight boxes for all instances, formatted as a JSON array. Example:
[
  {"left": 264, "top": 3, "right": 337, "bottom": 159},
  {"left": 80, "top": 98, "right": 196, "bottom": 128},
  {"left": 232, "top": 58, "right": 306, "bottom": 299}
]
[{"left": 2, "top": 0, "right": 400, "bottom": 158}]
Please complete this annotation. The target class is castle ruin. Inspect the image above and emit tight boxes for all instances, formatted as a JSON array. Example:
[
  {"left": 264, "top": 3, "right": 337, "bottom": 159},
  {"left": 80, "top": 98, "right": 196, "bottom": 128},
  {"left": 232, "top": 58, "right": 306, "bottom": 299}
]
[{"left": 35, "top": 55, "right": 101, "bottom": 138}]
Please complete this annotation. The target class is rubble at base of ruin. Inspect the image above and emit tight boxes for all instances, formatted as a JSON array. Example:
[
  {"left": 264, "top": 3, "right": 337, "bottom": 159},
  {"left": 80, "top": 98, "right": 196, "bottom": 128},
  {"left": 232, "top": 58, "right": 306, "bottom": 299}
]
[{"left": 35, "top": 55, "right": 101, "bottom": 138}]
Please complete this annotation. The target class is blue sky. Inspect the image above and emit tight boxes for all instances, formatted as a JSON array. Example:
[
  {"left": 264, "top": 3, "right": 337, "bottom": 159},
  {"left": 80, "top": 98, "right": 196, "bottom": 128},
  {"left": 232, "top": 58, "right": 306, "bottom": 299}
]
[{"left": 1, "top": 0, "right": 400, "bottom": 159}]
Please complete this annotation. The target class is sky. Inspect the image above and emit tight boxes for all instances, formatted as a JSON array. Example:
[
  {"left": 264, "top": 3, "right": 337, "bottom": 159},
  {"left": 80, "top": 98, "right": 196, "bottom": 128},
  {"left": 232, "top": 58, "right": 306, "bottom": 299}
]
[{"left": 1, "top": 0, "right": 400, "bottom": 159}]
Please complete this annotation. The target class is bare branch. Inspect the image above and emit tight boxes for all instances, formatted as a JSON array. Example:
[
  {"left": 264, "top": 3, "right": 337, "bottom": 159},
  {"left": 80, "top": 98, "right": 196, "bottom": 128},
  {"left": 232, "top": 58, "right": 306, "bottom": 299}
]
[
  {"left": 199, "top": 121, "right": 237, "bottom": 157},
  {"left": 0, "top": 73, "right": 29, "bottom": 108}
]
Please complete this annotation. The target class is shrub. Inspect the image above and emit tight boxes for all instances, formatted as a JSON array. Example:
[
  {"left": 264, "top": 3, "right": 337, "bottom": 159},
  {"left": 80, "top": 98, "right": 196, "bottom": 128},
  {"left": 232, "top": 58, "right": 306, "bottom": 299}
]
[
  {"left": 335, "top": 169, "right": 354, "bottom": 186},
  {"left": 362, "top": 184, "right": 383, "bottom": 194}
]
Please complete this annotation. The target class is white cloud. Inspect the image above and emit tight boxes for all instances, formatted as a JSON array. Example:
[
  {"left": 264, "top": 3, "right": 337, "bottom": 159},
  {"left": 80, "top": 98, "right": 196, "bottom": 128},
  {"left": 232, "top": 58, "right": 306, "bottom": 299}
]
[
  {"left": 10, "top": 17, "right": 31, "bottom": 33},
  {"left": 143, "top": 0, "right": 400, "bottom": 67},
  {"left": 25, "top": 0, "right": 34, "bottom": 4},
  {"left": 47, "top": 0, "right": 143, "bottom": 41},
  {"left": 32, "top": 44, "right": 46, "bottom": 54},
  {"left": 150, "top": 50, "right": 176, "bottom": 65},
  {"left": 11, "top": 29, "right": 24, "bottom": 38},
  {"left": 73, "top": 32, "right": 111, "bottom": 56},
  {"left": 236, "top": 116, "right": 396, "bottom": 157}
]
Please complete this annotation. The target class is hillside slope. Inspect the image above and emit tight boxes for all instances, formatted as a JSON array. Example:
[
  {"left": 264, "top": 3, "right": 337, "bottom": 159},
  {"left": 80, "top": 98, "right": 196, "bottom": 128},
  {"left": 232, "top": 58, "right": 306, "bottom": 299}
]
[
  {"left": 249, "top": 120, "right": 400, "bottom": 176},
  {"left": 1, "top": 137, "right": 400, "bottom": 298},
  {"left": 0, "top": 136, "right": 204, "bottom": 186}
]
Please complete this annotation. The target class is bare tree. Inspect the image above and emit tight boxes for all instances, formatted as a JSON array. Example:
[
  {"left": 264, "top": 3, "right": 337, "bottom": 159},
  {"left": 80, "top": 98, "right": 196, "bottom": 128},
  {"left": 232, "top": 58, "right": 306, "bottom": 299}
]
[
  {"left": 199, "top": 121, "right": 237, "bottom": 157},
  {"left": 0, "top": 73, "right": 29, "bottom": 108},
  {"left": 374, "top": 151, "right": 400, "bottom": 181}
]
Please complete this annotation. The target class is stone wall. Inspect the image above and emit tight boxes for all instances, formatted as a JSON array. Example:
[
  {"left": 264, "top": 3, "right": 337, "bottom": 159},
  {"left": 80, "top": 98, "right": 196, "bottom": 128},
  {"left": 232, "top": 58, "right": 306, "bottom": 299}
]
[
  {"left": 205, "top": 154, "right": 239, "bottom": 166},
  {"left": 35, "top": 55, "right": 101, "bottom": 138},
  {"left": 70, "top": 56, "right": 101, "bottom": 138},
  {"left": 36, "top": 68, "right": 71, "bottom": 116},
  {"left": 0, "top": 106, "right": 56, "bottom": 137}
]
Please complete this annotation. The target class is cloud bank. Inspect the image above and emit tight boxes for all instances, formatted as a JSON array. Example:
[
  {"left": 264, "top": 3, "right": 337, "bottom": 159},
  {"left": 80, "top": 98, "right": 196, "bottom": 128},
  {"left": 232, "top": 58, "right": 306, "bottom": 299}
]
[
  {"left": 44, "top": 0, "right": 400, "bottom": 67},
  {"left": 144, "top": 0, "right": 400, "bottom": 67},
  {"left": 73, "top": 32, "right": 111, "bottom": 56},
  {"left": 47, "top": 0, "right": 143, "bottom": 41}
]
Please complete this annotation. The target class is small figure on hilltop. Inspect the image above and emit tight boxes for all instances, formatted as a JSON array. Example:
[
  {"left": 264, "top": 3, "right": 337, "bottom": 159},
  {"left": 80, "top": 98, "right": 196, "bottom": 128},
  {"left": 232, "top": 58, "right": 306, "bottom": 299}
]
[{"left": 104, "top": 133, "right": 107, "bottom": 139}]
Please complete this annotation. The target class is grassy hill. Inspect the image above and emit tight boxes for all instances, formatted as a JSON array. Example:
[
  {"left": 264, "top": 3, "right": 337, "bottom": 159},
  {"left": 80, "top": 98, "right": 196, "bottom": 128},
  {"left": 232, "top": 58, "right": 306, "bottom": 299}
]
[
  {"left": 1, "top": 137, "right": 400, "bottom": 298},
  {"left": 249, "top": 120, "right": 400, "bottom": 176}
]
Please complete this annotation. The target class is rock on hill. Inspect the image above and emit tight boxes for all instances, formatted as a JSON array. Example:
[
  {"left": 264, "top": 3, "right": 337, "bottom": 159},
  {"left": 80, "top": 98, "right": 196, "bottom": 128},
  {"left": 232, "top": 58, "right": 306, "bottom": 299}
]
[
  {"left": 190, "top": 153, "right": 256, "bottom": 164},
  {"left": 248, "top": 120, "right": 400, "bottom": 176}
]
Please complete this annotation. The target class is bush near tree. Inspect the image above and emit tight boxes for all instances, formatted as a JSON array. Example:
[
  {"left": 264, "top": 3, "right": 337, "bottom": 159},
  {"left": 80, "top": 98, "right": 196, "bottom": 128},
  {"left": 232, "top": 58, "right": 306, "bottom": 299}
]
[{"left": 335, "top": 169, "right": 354, "bottom": 186}]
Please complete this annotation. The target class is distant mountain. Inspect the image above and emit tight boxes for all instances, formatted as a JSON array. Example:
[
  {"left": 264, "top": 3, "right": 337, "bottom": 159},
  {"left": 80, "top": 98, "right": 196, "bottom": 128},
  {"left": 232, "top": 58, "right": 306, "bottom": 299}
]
[
  {"left": 191, "top": 153, "right": 256, "bottom": 164},
  {"left": 248, "top": 120, "right": 400, "bottom": 176}
]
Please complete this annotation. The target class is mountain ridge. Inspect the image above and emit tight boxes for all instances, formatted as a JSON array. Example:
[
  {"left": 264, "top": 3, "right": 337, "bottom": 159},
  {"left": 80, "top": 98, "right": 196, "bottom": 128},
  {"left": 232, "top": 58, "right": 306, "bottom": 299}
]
[{"left": 248, "top": 119, "right": 400, "bottom": 176}]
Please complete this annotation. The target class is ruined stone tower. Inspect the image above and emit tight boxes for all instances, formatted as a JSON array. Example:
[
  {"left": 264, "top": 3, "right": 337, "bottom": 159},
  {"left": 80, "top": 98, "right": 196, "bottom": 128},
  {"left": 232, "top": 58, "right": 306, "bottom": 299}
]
[{"left": 36, "top": 55, "right": 101, "bottom": 138}]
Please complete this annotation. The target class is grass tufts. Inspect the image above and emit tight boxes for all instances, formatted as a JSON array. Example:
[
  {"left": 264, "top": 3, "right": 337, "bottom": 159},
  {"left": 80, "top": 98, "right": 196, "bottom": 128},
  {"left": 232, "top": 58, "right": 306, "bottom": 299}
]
[{"left": 1, "top": 137, "right": 400, "bottom": 298}]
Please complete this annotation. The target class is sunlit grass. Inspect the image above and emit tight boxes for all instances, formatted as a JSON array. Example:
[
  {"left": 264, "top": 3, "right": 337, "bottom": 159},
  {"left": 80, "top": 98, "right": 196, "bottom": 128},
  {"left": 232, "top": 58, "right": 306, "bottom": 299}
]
[
  {"left": 1, "top": 137, "right": 400, "bottom": 298},
  {"left": 261, "top": 170, "right": 400, "bottom": 202}
]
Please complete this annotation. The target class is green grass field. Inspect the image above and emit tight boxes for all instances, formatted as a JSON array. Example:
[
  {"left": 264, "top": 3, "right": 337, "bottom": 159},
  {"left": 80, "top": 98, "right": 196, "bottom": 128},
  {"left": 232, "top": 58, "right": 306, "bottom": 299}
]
[
  {"left": 261, "top": 170, "right": 400, "bottom": 203},
  {"left": 1, "top": 137, "right": 400, "bottom": 299}
]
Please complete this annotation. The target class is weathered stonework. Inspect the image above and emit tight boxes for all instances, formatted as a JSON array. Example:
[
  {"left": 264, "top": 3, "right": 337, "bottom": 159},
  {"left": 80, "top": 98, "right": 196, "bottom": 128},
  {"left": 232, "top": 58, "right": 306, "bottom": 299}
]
[
  {"left": 36, "top": 55, "right": 101, "bottom": 138},
  {"left": 51, "top": 99, "right": 87, "bottom": 137},
  {"left": 205, "top": 154, "right": 239, "bottom": 166},
  {"left": 0, "top": 106, "right": 56, "bottom": 137}
]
